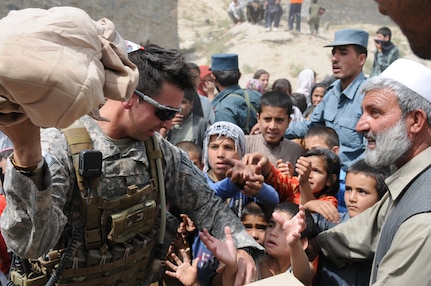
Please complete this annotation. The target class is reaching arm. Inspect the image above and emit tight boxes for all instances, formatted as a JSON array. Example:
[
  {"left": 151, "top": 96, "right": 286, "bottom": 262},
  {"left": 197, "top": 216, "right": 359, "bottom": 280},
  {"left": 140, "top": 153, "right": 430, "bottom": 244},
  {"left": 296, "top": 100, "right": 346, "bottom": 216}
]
[{"left": 273, "top": 206, "right": 314, "bottom": 286}]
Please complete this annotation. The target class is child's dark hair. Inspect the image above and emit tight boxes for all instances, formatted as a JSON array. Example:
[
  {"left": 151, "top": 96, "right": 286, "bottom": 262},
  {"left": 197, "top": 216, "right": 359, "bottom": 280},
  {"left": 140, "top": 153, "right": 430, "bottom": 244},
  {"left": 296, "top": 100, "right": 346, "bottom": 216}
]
[
  {"left": 309, "top": 82, "right": 327, "bottom": 104},
  {"left": 271, "top": 78, "right": 292, "bottom": 95},
  {"left": 347, "top": 159, "right": 390, "bottom": 199},
  {"left": 304, "top": 126, "right": 339, "bottom": 149},
  {"left": 241, "top": 202, "right": 272, "bottom": 223},
  {"left": 258, "top": 90, "right": 293, "bottom": 116},
  {"left": 291, "top": 92, "right": 308, "bottom": 113},
  {"left": 274, "top": 202, "right": 319, "bottom": 240},
  {"left": 304, "top": 148, "right": 341, "bottom": 197},
  {"left": 183, "top": 88, "right": 195, "bottom": 102},
  {"left": 176, "top": 141, "right": 202, "bottom": 162}
]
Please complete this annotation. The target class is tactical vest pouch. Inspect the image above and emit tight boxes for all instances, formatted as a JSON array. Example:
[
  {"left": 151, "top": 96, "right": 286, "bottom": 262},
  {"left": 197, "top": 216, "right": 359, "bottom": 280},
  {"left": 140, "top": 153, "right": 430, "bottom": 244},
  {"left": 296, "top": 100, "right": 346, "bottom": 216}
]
[
  {"left": 10, "top": 270, "right": 47, "bottom": 286},
  {"left": 107, "top": 200, "right": 157, "bottom": 243}
]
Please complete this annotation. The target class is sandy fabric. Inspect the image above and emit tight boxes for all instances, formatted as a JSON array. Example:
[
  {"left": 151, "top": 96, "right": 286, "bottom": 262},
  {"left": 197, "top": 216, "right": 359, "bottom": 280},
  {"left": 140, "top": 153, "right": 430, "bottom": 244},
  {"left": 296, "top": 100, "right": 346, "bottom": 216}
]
[{"left": 0, "top": 6, "right": 139, "bottom": 128}]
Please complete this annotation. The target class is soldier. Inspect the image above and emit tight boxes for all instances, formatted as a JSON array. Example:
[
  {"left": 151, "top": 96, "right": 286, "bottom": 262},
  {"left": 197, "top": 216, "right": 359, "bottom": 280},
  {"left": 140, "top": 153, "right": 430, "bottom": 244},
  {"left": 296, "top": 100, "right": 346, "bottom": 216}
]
[{"left": 0, "top": 9, "right": 263, "bottom": 286}]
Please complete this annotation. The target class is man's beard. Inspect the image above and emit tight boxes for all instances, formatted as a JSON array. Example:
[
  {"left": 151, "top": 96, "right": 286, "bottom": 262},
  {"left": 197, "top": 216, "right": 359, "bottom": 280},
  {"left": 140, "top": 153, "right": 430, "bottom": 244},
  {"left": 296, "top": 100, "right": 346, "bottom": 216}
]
[{"left": 364, "top": 118, "right": 412, "bottom": 168}]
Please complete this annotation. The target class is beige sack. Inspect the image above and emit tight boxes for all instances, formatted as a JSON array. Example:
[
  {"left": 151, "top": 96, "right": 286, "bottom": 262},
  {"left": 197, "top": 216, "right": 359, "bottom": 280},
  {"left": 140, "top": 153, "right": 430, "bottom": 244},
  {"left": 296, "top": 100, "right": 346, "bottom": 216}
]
[{"left": 0, "top": 6, "right": 139, "bottom": 128}]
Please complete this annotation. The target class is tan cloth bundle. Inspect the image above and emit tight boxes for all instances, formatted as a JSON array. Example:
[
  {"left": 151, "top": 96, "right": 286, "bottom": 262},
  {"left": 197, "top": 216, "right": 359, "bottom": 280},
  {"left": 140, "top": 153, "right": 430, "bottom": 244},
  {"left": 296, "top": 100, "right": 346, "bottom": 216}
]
[{"left": 0, "top": 6, "right": 139, "bottom": 128}]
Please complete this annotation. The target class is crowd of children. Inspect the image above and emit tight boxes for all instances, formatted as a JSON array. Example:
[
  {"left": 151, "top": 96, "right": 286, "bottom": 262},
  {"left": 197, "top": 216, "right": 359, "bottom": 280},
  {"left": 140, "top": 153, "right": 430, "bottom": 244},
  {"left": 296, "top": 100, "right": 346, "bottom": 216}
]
[{"left": 146, "top": 52, "right": 398, "bottom": 285}]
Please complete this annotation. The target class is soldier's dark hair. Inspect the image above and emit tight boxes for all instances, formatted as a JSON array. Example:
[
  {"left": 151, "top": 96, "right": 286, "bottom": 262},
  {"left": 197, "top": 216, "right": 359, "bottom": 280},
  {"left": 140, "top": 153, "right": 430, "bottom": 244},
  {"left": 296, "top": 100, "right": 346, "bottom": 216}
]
[
  {"left": 211, "top": 70, "right": 241, "bottom": 87},
  {"left": 128, "top": 42, "right": 194, "bottom": 98}
]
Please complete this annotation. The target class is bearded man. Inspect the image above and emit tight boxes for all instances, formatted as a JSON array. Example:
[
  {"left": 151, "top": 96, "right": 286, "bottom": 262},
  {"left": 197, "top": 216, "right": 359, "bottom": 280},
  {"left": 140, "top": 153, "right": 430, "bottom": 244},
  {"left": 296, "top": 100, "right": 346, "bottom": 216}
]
[{"left": 278, "top": 58, "right": 431, "bottom": 286}]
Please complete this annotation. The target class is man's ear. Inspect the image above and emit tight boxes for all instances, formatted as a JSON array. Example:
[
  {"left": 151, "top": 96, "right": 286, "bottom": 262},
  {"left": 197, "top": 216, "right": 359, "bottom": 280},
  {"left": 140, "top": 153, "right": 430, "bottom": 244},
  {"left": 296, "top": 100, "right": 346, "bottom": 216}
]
[
  {"left": 122, "top": 95, "right": 139, "bottom": 109},
  {"left": 122, "top": 100, "right": 132, "bottom": 109},
  {"left": 331, "top": 146, "right": 340, "bottom": 155},
  {"left": 358, "top": 53, "right": 367, "bottom": 66},
  {"left": 408, "top": 109, "right": 428, "bottom": 134}
]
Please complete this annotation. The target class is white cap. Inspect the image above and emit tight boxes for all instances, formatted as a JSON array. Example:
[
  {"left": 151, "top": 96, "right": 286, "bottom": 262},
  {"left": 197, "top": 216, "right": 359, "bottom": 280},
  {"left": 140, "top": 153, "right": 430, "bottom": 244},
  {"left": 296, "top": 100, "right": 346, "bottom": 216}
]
[{"left": 380, "top": 59, "right": 431, "bottom": 102}]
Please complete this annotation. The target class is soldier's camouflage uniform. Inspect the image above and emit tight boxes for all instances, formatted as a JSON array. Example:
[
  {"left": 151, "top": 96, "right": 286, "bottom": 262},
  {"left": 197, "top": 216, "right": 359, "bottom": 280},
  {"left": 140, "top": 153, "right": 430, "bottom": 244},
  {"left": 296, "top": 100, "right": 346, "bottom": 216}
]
[{"left": 1, "top": 115, "right": 264, "bottom": 285}]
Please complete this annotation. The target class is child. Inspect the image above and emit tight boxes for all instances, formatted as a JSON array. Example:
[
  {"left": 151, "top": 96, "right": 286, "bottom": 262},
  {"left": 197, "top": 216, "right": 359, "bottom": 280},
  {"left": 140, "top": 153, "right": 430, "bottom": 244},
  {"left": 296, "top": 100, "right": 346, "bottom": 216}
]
[
  {"left": 162, "top": 89, "right": 209, "bottom": 148},
  {"left": 203, "top": 121, "right": 279, "bottom": 216},
  {"left": 303, "top": 82, "right": 327, "bottom": 119},
  {"left": 308, "top": 0, "right": 324, "bottom": 36},
  {"left": 259, "top": 202, "right": 318, "bottom": 286},
  {"left": 314, "top": 159, "right": 390, "bottom": 286},
  {"left": 237, "top": 148, "right": 340, "bottom": 223},
  {"left": 240, "top": 202, "right": 271, "bottom": 245},
  {"left": 195, "top": 121, "right": 279, "bottom": 285},
  {"left": 166, "top": 203, "right": 318, "bottom": 286},
  {"left": 295, "top": 149, "right": 340, "bottom": 222},
  {"left": 246, "top": 91, "right": 303, "bottom": 168},
  {"left": 303, "top": 126, "right": 347, "bottom": 213},
  {"left": 176, "top": 141, "right": 204, "bottom": 170}
]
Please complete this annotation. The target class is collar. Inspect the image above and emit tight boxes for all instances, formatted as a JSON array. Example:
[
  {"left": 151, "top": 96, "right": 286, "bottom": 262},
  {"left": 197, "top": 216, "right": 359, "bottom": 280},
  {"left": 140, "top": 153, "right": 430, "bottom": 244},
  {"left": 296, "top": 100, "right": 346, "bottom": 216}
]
[
  {"left": 386, "top": 146, "right": 431, "bottom": 201},
  {"left": 332, "top": 72, "right": 366, "bottom": 100},
  {"left": 212, "top": 84, "right": 242, "bottom": 104}
]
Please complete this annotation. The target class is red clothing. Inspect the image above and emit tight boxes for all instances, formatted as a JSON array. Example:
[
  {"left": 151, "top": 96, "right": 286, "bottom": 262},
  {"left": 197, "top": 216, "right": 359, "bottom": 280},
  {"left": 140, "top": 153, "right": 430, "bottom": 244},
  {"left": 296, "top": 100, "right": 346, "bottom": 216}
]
[
  {"left": 0, "top": 194, "right": 11, "bottom": 274},
  {"left": 265, "top": 164, "right": 338, "bottom": 207}
]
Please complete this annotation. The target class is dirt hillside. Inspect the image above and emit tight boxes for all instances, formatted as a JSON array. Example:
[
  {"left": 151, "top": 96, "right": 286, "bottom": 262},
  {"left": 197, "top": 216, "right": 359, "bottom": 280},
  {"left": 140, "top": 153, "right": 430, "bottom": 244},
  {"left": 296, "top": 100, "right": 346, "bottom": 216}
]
[{"left": 178, "top": 0, "right": 431, "bottom": 88}]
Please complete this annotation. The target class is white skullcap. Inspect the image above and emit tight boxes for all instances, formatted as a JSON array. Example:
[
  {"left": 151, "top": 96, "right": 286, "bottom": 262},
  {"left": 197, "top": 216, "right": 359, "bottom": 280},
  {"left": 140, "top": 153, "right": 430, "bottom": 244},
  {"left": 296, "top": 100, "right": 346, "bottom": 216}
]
[{"left": 380, "top": 59, "right": 431, "bottom": 102}]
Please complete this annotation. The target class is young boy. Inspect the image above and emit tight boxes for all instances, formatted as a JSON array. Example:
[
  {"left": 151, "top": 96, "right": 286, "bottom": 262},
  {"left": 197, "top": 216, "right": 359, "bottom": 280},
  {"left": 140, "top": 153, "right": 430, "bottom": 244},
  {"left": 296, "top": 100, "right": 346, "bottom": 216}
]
[
  {"left": 313, "top": 159, "right": 390, "bottom": 286},
  {"left": 246, "top": 91, "right": 303, "bottom": 167},
  {"left": 176, "top": 140, "right": 204, "bottom": 170},
  {"left": 303, "top": 126, "right": 347, "bottom": 213},
  {"left": 162, "top": 89, "right": 209, "bottom": 148}
]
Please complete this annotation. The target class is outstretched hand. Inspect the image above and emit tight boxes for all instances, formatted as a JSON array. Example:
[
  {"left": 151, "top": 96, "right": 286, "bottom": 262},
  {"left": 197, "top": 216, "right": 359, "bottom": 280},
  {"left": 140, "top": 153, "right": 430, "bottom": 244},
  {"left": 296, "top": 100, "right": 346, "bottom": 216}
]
[
  {"left": 295, "top": 156, "right": 312, "bottom": 185},
  {"left": 165, "top": 248, "right": 200, "bottom": 286},
  {"left": 200, "top": 226, "right": 257, "bottom": 286},
  {"left": 199, "top": 227, "right": 237, "bottom": 271},
  {"left": 272, "top": 205, "right": 306, "bottom": 246}
]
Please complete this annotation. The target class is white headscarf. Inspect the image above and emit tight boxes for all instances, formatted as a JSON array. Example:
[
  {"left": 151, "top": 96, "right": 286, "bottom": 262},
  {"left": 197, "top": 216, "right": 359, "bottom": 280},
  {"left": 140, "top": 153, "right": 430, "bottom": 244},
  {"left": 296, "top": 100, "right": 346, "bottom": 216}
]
[
  {"left": 202, "top": 121, "right": 245, "bottom": 172},
  {"left": 295, "top": 69, "right": 315, "bottom": 105}
]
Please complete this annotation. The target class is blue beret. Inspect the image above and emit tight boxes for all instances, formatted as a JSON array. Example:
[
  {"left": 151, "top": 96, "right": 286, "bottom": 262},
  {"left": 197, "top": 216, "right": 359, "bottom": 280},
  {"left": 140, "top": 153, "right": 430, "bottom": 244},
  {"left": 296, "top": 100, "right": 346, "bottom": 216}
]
[
  {"left": 324, "top": 29, "right": 369, "bottom": 50},
  {"left": 210, "top": 53, "right": 239, "bottom": 71}
]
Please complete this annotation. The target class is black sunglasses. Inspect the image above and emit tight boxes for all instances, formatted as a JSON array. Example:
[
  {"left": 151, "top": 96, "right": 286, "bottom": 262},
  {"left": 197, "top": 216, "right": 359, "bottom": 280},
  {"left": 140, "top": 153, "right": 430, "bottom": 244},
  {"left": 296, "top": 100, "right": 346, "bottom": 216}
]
[{"left": 134, "top": 90, "right": 181, "bottom": 121}]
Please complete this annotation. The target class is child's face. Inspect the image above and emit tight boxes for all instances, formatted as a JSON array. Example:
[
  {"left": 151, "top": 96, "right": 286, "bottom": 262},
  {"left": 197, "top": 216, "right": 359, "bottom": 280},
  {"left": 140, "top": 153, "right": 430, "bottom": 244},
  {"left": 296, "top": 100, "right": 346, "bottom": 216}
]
[
  {"left": 344, "top": 172, "right": 379, "bottom": 217},
  {"left": 207, "top": 135, "right": 240, "bottom": 181},
  {"left": 308, "top": 156, "right": 332, "bottom": 194},
  {"left": 311, "top": 87, "right": 326, "bottom": 106},
  {"left": 242, "top": 214, "right": 268, "bottom": 245},
  {"left": 258, "top": 73, "right": 270, "bottom": 90},
  {"left": 180, "top": 98, "right": 193, "bottom": 118},
  {"left": 257, "top": 106, "right": 291, "bottom": 147},
  {"left": 264, "top": 211, "right": 292, "bottom": 258},
  {"left": 188, "top": 150, "right": 203, "bottom": 170}
]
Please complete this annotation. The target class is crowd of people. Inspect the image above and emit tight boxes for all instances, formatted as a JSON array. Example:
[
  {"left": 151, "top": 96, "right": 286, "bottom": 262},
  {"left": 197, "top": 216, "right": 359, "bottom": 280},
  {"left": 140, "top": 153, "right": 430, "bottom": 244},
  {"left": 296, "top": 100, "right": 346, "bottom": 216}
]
[
  {"left": 227, "top": 0, "right": 324, "bottom": 34},
  {"left": 0, "top": 1, "right": 430, "bottom": 286}
]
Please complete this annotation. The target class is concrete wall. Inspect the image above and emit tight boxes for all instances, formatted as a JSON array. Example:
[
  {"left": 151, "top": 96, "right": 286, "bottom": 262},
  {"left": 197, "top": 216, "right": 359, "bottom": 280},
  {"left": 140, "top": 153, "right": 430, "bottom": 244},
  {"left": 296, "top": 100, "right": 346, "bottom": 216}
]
[{"left": 0, "top": 0, "right": 179, "bottom": 49}]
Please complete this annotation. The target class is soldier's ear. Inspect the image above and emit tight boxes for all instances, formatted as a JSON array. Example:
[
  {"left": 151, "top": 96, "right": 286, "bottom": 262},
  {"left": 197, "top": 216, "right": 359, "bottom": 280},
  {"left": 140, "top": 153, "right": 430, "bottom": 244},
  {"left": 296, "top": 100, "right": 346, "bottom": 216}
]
[{"left": 122, "top": 100, "right": 133, "bottom": 109}]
